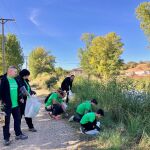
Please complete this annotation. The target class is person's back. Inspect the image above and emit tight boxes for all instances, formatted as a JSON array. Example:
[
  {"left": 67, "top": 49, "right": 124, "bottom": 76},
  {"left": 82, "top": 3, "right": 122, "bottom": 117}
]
[
  {"left": 68, "top": 99, "right": 97, "bottom": 122},
  {"left": 80, "top": 112, "right": 96, "bottom": 125},
  {"left": 76, "top": 101, "right": 92, "bottom": 115},
  {"left": 80, "top": 109, "right": 104, "bottom": 134},
  {"left": 45, "top": 92, "right": 58, "bottom": 107},
  {"left": 61, "top": 77, "right": 71, "bottom": 91}
]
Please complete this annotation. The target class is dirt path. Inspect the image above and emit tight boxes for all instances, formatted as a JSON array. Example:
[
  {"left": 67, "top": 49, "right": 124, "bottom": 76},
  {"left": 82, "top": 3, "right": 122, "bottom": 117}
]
[{"left": 0, "top": 98, "right": 81, "bottom": 150}]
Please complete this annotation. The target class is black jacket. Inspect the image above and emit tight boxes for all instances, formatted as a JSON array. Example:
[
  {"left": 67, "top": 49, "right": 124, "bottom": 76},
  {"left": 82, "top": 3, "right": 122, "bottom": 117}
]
[
  {"left": 61, "top": 77, "right": 73, "bottom": 91},
  {"left": 0, "top": 74, "right": 21, "bottom": 109}
]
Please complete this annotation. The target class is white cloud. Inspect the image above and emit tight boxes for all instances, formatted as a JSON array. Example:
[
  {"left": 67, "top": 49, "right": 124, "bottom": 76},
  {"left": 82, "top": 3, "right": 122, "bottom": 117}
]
[{"left": 29, "top": 8, "right": 40, "bottom": 26}]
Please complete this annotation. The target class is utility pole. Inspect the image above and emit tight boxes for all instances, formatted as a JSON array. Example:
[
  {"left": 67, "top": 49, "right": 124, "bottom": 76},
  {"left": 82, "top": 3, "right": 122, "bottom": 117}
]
[
  {"left": 0, "top": 18, "right": 15, "bottom": 74},
  {"left": 24, "top": 56, "right": 28, "bottom": 69}
]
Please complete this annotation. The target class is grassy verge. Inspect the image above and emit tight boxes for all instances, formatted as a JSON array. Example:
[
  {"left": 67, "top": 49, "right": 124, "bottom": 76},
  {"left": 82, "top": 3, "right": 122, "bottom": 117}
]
[{"left": 67, "top": 77, "right": 150, "bottom": 150}]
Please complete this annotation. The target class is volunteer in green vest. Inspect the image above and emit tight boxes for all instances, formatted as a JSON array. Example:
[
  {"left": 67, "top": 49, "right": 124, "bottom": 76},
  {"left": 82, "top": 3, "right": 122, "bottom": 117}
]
[
  {"left": 69, "top": 99, "right": 98, "bottom": 122},
  {"left": 16, "top": 69, "right": 37, "bottom": 132},
  {"left": 80, "top": 109, "right": 104, "bottom": 133},
  {"left": 0, "top": 66, "right": 28, "bottom": 146},
  {"left": 45, "top": 89, "right": 66, "bottom": 120}
]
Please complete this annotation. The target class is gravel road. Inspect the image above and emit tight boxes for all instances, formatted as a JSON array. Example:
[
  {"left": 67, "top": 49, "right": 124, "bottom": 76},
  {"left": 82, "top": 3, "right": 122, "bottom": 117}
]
[{"left": 0, "top": 100, "right": 80, "bottom": 150}]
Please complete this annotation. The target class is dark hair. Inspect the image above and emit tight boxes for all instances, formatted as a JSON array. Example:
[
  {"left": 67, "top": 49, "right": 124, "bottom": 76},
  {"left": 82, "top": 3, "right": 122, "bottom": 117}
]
[
  {"left": 91, "top": 99, "right": 98, "bottom": 105},
  {"left": 96, "top": 109, "right": 104, "bottom": 116},
  {"left": 19, "top": 69, "right": 30, "bottom": 78},
  {"left": 71, "top": 75, "right": 75, "bottom": 77}
]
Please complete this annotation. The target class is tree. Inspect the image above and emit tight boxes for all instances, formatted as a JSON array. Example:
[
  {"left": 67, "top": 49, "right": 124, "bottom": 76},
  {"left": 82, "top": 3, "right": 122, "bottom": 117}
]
[
  {"left": 125, "top": 61, "right": 138, "bottom": 69},
  {"left": 79, "top": 32, "right": 124, "bottom": 80},
  {"left": 55, "top": 67, "right": 68, "bottom": 77},
  {"left": 29, "top": 47, "right": 55, "bottom": 78},
  {"left": 0, "top": 34, "right": 24, "bottom": 74},
  {"left": 78, "top": 33, "right": 95, "bottom": 76},
  {"left": 136, "top": 2, "right": 150, "bottom": 43}
]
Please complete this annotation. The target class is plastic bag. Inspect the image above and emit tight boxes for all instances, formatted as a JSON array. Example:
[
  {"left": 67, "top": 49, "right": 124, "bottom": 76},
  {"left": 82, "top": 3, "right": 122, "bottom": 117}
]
[
  {"left": 68, "top": 90, "right": 75, "bottom": 100},
  {"left": 25, "top": 96, "right": 41, "bottom": 118}
]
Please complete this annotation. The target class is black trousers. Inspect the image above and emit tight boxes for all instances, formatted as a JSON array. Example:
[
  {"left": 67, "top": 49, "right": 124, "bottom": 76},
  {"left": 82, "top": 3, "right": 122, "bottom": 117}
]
[
  {"left": 3, "top": 106, "right": 22, "bottom": 140},
  {"left": 66, "top": 91, "right": 69, "bottom": 103},
  {"left": 73, "top": 113, "right": 83, "bottom": 122},
  {"left": 52, "top": 104, "right": 64, "bottom": 116},
  {"left": 81, "top": 119, "right": 97, "bottom": 131},
  {"left": 20, "top": 102, "right": 34, "bottom": 129}
]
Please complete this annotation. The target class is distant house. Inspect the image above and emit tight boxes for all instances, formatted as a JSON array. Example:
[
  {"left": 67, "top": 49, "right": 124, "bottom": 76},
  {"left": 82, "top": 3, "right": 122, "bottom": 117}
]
[{"left": 70, "top": 68, "right": 83, "bottom": 76}]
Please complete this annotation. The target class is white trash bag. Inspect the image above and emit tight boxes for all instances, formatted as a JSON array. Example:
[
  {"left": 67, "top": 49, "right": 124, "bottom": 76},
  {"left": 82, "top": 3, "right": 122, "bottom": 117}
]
[
  {"left": 68, "top": 90, "right": 75, "bottom": 100},
  {"left": 25, "top": 96, "right": 41, "bottom": 118}
]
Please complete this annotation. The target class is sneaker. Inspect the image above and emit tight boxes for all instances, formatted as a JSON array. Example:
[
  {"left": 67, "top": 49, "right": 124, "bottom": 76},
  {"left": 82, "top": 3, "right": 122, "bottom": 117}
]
[
  {"left": 29, "top": 128, "right": 37, "bottom": 132},
  {"left": 3, "top": 140, "right": 11, "bottom": 146},
  {"left": 64, "top": 113, "right": 69, "bottom": 117},
  {"left": 48, "top": 112, "right": 53, "bottom": 118},
  {"left": 80, "top": 127, "right": 85, "bottom": 134},
  {"left": 68, "top": 115, "right": 74, "bottom": 122},
  {"left": 15, "top": 134, "right": 28, "bottom": 140}
]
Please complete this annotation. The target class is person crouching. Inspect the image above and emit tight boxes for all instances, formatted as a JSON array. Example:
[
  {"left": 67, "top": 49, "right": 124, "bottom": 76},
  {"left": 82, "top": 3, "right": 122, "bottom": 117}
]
[
  {"left": 45, "top": 89, "right": 66, "bottom": 120},
  {"left": 80, "top": 109, "right": 104, "bottom": 134}
]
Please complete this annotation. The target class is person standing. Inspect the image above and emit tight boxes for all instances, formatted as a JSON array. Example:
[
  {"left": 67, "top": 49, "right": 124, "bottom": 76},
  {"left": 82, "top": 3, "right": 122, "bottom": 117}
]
[
  {"left": 16, "top": 69, "right": 37, "bottom": 132},
  {"left": 61, "top": 75, "right": 75, "bottom": 103},
  {"left": 0, "top": 66, "right": 28, "bottom": 146}
]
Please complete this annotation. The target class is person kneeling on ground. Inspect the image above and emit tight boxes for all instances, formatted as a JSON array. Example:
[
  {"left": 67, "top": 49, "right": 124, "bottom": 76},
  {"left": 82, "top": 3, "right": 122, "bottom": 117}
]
[
  {"left": 80, "top": 109, "right": 104, "bottom": 134},
  {"left": 45, "top": 89, "right": 66, "bottom": 120},
  {"left": 69, "top": 99, "right": 98, "bottom": 122}
]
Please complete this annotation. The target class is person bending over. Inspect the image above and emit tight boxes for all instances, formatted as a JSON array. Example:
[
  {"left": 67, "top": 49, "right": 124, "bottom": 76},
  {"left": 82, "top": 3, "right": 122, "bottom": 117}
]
[
  {"left": 45, "top": 89, "right": 66, "bottom": 120},
  {"left": 69, "top": 99, "right": 98, "bottom": 122},
  {"left": 80, "top": 109, "right": 104, "bottom": 134}
]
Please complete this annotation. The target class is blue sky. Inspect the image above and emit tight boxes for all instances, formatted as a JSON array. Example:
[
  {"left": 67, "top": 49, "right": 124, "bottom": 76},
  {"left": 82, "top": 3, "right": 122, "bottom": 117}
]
[{"left": 0, "top": 0, "right": 149, "bottom": 70}]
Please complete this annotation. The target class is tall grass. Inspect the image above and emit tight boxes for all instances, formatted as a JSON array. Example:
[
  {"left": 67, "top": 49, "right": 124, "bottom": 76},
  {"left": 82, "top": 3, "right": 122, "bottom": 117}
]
[{"left": 72, "top": 77, "right": 150, "bottom": 149}]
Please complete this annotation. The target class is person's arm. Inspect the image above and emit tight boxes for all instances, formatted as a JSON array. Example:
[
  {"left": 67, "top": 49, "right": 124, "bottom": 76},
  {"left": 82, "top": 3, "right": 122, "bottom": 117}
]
[
  {"left": 0, "top": 78, "right": 5, "bottom": 104},
  {"left": 70, "top": 80, "right": 73, "bottom": 91},
  {"left": 45, "top": 99, "right": 51, "bottom": 107},
  {"left": 26, "top": 80, "right": 36, "bottom": 95}
]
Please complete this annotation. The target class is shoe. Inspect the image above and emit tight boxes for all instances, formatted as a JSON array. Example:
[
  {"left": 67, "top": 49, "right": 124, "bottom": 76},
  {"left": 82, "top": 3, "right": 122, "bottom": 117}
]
[
  {"left": 64, "top": 113, "right": 69, "bottom": 117},
  {"left": 15, "top": 134, "right": 28, "bottom": 140},
  {"left": 29, "top": 128, "right": 37, "bottom": 132},
  {"left": 80, "top": 127, "right": 85, "bottom": 134},
  {"left": 3, "top": 140, "right": 11, "bottom": 146},
  {"left": 68, "top": 115, "right": 74, "bottom": 122},
  {"left": 48, "top": 112, "right": 53, "bottom": 118}
]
